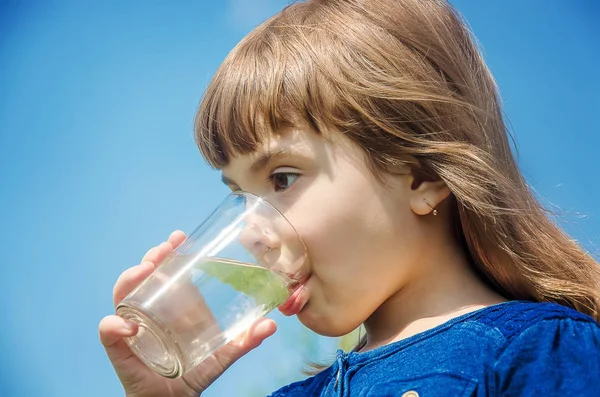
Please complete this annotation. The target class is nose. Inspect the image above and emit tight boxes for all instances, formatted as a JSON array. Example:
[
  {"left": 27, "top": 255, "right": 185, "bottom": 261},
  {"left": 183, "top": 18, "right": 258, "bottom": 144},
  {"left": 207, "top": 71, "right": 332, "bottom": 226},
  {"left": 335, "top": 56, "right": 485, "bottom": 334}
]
[{"left": 237, "top": 214, "right": 279, "bottom": 260}]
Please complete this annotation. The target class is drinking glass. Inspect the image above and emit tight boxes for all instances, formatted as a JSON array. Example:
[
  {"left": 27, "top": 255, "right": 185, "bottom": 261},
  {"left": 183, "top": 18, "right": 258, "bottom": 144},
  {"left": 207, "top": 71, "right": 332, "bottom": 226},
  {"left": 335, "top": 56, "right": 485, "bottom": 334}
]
[{"left": 116, "top": 191, "right": 307, "bottom": 378}]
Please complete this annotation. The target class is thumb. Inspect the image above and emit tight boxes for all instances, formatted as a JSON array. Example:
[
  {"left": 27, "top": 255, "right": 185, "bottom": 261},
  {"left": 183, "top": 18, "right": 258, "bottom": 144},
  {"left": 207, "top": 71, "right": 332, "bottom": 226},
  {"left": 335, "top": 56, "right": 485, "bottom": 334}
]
[
  {"left": 217, "top": 317, "right": 277, "bottom": 365},
  {"left": 182, "top": 318, "right": 277, "bottom": 391},
  {"left": 238, "top": 317, "right": 278, "bottom": 351}
]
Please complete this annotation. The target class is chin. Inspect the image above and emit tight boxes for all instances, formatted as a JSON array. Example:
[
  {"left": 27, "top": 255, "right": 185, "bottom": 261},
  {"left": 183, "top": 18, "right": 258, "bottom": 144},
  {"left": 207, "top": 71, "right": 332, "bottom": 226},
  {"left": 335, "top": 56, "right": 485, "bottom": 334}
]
[{"left": 296, "top": 304, "right": 358, "bottom": 337}]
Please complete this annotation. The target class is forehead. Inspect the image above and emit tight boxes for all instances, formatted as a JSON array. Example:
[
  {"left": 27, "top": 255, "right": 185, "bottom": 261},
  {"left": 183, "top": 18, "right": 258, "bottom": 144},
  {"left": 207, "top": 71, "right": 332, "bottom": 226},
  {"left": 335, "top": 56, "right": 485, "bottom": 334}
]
[{"left": 222, "top": 128, "right": 317, "bottom": 173}]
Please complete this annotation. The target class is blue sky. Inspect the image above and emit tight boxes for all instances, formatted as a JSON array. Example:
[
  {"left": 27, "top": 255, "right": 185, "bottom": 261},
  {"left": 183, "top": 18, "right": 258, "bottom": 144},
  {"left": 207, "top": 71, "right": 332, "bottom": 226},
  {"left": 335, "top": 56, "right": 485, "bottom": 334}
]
[{"left": 0, "top": 1, "right": 598, "bottom": 396}]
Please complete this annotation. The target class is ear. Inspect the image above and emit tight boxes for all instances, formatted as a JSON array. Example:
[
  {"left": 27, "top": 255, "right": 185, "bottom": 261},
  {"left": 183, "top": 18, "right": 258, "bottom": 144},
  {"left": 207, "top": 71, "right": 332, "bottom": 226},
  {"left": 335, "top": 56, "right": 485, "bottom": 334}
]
[{"left": 408, "top": 169, "right": 452, "bottom": 216}]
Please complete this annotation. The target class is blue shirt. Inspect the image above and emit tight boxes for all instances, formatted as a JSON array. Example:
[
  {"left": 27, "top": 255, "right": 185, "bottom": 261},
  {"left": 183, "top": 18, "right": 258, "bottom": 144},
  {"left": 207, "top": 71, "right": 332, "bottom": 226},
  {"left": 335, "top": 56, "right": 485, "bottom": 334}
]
[{"left": 268, "top": 301, "right": 600, "bottom": 396}]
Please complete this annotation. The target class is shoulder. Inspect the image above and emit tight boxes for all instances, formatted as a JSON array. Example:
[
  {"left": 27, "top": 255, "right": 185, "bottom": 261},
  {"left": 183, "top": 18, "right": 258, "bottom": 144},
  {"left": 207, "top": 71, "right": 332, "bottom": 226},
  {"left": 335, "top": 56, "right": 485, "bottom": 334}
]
[
  {"left": 469, "top": 300, "right": 599, "bottom": 343},
  {"left": 267, "top": 366, "right": 334, "bottom": 397},
  {"left": 479, "top": 301, "right": 600, "bottom": 396}
]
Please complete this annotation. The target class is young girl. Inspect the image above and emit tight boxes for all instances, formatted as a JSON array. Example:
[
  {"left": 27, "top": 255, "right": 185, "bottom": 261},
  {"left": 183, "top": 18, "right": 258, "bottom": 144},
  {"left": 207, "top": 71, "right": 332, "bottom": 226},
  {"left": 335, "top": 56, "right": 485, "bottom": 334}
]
[{"left": 99, "top": 0, "right": 600, "bottom": 395}]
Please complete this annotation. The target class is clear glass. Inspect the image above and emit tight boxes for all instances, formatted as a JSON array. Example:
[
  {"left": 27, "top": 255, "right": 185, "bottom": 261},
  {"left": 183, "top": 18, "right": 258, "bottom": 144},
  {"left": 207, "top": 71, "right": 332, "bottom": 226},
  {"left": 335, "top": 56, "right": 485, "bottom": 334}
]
[{"left": 116, "top": 192, "right": 308, "bottom": 378}]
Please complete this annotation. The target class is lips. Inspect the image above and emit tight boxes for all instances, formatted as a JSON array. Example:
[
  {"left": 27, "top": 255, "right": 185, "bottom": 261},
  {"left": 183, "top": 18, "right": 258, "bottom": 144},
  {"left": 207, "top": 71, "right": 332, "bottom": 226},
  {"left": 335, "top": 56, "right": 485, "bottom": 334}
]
[{"left": 278, "top": 277, "right": 309, "bottom": 316}]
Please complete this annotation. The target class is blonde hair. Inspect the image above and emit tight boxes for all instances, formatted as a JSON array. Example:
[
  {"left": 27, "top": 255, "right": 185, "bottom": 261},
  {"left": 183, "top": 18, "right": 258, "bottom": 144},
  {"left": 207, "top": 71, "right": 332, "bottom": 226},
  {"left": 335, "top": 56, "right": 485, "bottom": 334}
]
[{"left": 195, "top": 0, "right": 600, "bottom": 321}]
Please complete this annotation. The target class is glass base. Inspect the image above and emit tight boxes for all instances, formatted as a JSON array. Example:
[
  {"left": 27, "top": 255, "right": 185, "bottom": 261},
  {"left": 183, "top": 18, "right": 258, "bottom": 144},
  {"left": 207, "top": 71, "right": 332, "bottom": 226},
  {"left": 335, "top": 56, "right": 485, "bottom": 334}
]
[{"left": 116, "top": 302, "right": 184, "bottom": 378}]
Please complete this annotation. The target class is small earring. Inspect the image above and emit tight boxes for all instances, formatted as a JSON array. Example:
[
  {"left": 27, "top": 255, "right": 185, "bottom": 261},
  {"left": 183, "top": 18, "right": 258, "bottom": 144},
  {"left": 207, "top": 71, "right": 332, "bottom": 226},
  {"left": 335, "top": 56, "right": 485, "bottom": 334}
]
[{"left": 423, "top": 198, "right": 438, "bottom": 216}]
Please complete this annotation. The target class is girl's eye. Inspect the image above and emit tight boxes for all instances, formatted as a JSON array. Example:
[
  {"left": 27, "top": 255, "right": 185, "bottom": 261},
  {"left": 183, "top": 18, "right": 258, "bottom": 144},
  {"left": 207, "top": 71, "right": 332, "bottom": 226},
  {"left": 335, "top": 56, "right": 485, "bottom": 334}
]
[{"left": 268, "top": 172, "right": 299, "bottom": 192}]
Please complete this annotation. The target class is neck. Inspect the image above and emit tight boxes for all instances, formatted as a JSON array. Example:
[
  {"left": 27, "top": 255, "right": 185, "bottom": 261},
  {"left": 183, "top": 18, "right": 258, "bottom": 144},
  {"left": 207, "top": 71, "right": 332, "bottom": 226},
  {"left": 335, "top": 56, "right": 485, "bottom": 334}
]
[{"left": 360, "top": 243, "right": 506, "bottom": 352}]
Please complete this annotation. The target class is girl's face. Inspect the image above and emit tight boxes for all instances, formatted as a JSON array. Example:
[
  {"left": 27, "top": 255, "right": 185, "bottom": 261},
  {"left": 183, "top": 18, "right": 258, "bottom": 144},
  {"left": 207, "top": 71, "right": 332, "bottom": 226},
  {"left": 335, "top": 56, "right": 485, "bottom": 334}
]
[{"left": 221, "top": 127, "right": 429, "bottom": 336}]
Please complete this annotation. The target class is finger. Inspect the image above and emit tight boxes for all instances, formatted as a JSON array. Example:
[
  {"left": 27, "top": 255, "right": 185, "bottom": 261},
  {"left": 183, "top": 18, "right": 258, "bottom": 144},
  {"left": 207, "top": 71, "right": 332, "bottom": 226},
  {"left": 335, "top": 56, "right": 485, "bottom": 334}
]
[
  {"left": 113, "top": 262, "right": 154, "bottom": 307},
  {"left": 114, "top": 238, "right": 181, "bottom": 308},
  {"left": 217, "top": 318, "right": 276, "bottom": 365},
  {"left": 99, "top": 315, "right": 137, "bottom": 348},
  {"left": 98, "top": 315, "right": 143, "bottom": 368},
  {"left": 141, "top": 241, "right": 173, "bottom": 265},
  {"left": 239, "top": 318, "right": 277, "bottom": 350},
  {"left": 183, "top": 318, "right": 277, "bottom": 391},
  {"left": 168, "top": 230, "right": 187, "bottom": 249}
]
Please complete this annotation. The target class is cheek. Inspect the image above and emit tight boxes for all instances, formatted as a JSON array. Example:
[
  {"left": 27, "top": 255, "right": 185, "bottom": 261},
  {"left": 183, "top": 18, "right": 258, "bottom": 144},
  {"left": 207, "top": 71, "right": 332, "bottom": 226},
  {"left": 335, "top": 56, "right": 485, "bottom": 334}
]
[
  {"left": 292, "top": 189, "right": 405, "bottom": 279},
  {"left": 285, "top": 190, "right": 411, "bottom": 282},
  {"left": 286, "top": 194, "right": 400, "bottom": 326},
  {"left": 290, "top": 196, "right": 368, "bottom": 278},
  {"left": 279, "top": 166, "right": 421, "bottom": 332}
]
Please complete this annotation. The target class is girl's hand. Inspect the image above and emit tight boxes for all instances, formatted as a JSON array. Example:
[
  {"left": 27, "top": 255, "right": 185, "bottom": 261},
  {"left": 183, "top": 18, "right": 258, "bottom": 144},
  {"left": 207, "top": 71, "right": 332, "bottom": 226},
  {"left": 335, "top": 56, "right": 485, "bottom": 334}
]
[{"left": 98, "top": 230, "right": 277, "bottom": 397}]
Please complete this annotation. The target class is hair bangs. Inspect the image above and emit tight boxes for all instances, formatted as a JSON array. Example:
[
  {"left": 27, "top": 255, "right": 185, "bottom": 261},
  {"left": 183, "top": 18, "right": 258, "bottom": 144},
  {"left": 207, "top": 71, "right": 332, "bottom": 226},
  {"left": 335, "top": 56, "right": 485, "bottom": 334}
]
[{"left": 194, "top": 11, "right": 337, "bottom": 169}]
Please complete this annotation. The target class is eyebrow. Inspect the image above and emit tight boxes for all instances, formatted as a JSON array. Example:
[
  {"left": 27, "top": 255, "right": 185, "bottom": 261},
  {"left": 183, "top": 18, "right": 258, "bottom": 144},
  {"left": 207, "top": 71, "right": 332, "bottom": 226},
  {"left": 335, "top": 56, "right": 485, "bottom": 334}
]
[
  {"left": 220, "top": 149, "right": 293, "bottom": 187},
  {"left": 249, "top": 149, "right": 292, "bottom": 174}
]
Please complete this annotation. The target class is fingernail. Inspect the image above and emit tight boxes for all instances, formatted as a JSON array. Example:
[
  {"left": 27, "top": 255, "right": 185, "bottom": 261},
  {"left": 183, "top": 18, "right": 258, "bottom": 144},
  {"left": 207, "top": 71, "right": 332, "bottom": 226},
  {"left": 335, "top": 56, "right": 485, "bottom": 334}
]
[{"left": 123, "top": 320, "right": 137, "bottom": 333}]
